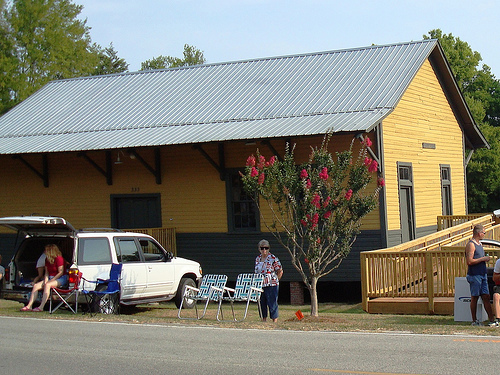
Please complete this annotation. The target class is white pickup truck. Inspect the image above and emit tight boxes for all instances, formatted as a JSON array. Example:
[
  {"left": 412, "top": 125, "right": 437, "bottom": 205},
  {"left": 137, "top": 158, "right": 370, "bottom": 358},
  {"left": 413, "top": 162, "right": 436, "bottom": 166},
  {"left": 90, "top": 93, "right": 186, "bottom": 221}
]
[{"left": 0, "top": 215, "right": 202, "bottom": 312}]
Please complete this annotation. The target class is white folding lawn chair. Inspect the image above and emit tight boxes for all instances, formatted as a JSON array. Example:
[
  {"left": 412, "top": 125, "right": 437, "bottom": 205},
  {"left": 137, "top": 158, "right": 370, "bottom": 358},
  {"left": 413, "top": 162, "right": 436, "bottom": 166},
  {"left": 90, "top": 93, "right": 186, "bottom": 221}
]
[
  {"left": 177, "top": 274, "right": 227, "bottom": 320},
  {"left": 216, "top": 273, "right": 264, "bottom": 322}
]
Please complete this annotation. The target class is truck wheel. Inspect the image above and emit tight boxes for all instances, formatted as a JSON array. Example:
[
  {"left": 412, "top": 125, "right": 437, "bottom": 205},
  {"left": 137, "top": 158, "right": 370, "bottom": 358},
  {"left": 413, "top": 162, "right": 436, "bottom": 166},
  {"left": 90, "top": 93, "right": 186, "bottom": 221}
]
[{"left": 175, "top": 277, "right": 196, "bottom": 309}]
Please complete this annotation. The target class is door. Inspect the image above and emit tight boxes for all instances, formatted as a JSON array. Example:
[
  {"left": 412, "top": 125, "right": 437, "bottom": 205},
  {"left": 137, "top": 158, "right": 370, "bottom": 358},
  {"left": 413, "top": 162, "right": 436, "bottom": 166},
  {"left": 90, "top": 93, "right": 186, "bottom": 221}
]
[
  {"left": 114, "top": 237, "right": 147, "bottom": 300},
  {"left": 440, "top": 165, "right": 453, "bottom": 215},
  {"left": 139, "top": 237, "right": 175, "bottom": 298},
  {"left": 398, "top": 163, "right": 415, "bottom": 242},
  {"left": 111, "top": 194, "right": 161, "bottom": 229}
]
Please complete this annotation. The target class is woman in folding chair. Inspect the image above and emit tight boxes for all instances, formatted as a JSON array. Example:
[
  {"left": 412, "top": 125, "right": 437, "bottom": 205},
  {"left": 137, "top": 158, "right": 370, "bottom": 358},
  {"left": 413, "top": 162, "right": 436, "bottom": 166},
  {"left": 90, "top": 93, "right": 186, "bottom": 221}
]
[
  {"left": 255, "top": 239, "right": 283, "bottom": 322},
  {"left": 20, "top": 244, "right": 68, "bottom": 312}
]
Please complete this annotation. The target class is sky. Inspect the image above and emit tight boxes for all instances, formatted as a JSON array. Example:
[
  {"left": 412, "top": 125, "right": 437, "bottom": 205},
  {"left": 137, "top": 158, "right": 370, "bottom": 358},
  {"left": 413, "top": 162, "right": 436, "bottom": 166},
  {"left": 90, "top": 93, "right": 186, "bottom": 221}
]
[{"left": 77, "top": 0, "right": 500, "bottom": 78}]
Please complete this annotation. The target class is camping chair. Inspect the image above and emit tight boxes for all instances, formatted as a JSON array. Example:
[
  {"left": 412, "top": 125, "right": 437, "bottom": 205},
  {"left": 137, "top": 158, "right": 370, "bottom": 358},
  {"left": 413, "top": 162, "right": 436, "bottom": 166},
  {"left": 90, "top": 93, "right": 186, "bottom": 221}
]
[
  {"left": 49, "top": 269, "right": 83, "bottom": 314},
  {"left": 82, "top": 263, "right": 122, "bottom": 315},
  {"left": 216, "top": 273, "right": 264, "bottom": 322},
  {"left": 177, "top": 274, "right": 227, "bottom": 320}
]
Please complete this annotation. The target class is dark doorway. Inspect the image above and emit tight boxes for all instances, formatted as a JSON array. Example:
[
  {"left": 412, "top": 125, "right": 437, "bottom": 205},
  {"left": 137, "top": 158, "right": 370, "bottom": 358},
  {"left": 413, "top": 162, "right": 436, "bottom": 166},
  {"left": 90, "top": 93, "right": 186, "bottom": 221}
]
[{"left": 111, "top": 194, "right": 161, "bottom": 229}]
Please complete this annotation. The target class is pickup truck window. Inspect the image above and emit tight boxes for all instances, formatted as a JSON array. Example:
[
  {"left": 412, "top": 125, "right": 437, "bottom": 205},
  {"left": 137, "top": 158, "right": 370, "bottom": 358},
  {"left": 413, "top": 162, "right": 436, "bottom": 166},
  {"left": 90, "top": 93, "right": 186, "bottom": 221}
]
[
  {"left": 139, "top": 238, "right": 166, "bottom": 262},
  {"left": 78, "top": 238, "right": 112, "bottom": 264},
  {"left": 116, "top": 238, "right": 141, "bottom": 262}
]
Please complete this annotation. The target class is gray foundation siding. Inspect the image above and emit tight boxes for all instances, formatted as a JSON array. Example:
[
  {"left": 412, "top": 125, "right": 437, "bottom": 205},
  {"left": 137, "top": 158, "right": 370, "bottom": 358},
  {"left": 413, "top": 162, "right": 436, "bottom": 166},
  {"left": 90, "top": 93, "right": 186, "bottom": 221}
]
[{"left": 176, "top": 230, "right": 384, "bottom": 282}]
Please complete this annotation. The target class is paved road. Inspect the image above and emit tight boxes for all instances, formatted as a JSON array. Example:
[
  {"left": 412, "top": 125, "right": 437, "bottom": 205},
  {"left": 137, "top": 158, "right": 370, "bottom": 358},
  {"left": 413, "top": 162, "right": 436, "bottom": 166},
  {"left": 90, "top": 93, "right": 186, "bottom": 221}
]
[{"left": 1, "top": 316, "right": 498, "bottom": 375}]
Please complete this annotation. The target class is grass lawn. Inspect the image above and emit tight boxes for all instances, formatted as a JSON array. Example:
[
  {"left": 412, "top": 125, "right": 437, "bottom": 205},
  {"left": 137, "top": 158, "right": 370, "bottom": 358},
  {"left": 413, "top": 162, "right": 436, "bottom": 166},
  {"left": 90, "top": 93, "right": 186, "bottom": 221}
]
[{"left": 3, "top": 298, "right": 500, "bottom": 336}]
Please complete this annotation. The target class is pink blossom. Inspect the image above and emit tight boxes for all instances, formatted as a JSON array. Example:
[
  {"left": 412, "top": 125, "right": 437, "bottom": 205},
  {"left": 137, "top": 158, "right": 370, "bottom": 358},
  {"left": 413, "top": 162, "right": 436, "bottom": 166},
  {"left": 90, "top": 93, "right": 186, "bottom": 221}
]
[
  {"left": 377, "top": 177, "right": 385, "bottom": 187},
  {"left": 312, "top": 194, "right": 321, "bottom": 208},
  {"left": 246, "top": 155, "right": 256, "bottom": 167},
  {"left": 311, "top": 213, "right": 319, "bottom": 228},
  {"left": 257, "top": 155, "right": 266, "bottom": 170},
  {"left": 368, "top": 160, "right": 378, "bottom": 173},
  {"left": 323, "top": 211, "right": 332, "bottom": 219},
  {"left": 323, "top": 196, "right": 331, "bottom": 208},
  {"left": 306, "top": 179, "right": 312, "bottom": 189},
  {"left": 301, "top": 219, "right": 308, "bottom": 227},
  {"left": 345, "top": 189, "right": 353, "bottom": 200},
  {"left": 258, "top": 172, "right": 265, "bottom": 185},
  {"left": 364, "top": 157, "right": 372, "bottom": 166},
  {"left": 250, "top": 167, "right": 259, "bottom": 177},
  {"left": 364, "top": 137, "right": 373, "bottom": 147},
  {"left": 269, "top": 156, "right": 276, "bottom": 166},
  {"left": 316, "top": 238, "right": 321, "bottom": 244},
  {"left": 319, "top": 167, "right": 329, "bottom": 181},
  {"left": 300, "top": 169, "right": 308, "bottom": 179}
]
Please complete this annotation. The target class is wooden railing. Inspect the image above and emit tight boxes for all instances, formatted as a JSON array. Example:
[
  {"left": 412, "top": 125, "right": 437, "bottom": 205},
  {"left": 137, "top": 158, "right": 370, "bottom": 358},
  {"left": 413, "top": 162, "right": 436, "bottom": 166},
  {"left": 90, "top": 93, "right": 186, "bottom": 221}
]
[
  {"left": 361, "top": 214, "right": 499, "bottom": 312},
  {"left": 129, "top": 227, "right": 177, "bottom": 256},
  {"left": 387, "top": 215, "right": 493, "bottom": 252},
  {"left": 437, "top": 213, "right": 488, "bottom": 231}
]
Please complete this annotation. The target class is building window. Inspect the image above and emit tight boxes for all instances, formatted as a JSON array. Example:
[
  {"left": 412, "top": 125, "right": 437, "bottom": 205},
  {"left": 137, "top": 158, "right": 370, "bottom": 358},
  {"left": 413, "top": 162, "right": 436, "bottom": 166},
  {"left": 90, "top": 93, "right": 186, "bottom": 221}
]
[
  {"left": 226, "top": 170, "right": 259, "bottom": 232},
  {"left": 440, "top": 165, "right": 452, "bottom": 215}
]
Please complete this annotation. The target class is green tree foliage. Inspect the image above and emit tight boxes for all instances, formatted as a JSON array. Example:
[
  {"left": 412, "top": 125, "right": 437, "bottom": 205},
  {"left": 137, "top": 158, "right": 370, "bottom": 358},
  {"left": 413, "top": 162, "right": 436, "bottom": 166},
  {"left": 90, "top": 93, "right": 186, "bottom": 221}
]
[
  {"left": 140, "top": 44, "right": 206, "bottom": 71},
  {"left": 0, "top": 0, "right": 128, "bottom": 114},
  {"left": 5, "top": 0, "right": 98, "bottom": 109},
  {"left": 241, "top": 135, "right": 383, "bottom": 316},
  {"left": 92, "top": 42, "right": 129, "bottom": 76},
  {"left": 0, "top": 0, "right": 18, "bottom": 112},
  {"left": 425, "top": 29, "right": 500, "bottom": 212}
]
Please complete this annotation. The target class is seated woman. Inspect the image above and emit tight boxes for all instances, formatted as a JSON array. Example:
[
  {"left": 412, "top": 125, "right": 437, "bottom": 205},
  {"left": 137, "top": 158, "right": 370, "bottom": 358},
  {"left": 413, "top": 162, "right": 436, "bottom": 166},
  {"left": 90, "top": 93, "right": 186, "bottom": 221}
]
[{"left": 21, "top": 244, "right": 68, "bottom": 312}]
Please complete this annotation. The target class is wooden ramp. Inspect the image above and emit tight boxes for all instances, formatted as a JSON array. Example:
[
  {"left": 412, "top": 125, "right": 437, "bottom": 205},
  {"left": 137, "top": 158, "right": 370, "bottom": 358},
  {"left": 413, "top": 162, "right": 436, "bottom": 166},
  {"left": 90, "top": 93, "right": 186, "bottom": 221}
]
[
  {"left": 367, "top": 297, "right": 454, "bottom": 315},
  {"left": 361, "top": 214, "right": 500, "bottom": 315}
]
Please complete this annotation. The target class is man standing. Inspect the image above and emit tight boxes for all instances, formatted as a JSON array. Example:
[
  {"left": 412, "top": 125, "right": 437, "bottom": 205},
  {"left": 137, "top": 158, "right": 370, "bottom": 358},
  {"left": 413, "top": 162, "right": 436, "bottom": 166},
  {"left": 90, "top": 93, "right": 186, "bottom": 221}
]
[{"left": 465, "top": 224, "right": 497, "bottom": 326}]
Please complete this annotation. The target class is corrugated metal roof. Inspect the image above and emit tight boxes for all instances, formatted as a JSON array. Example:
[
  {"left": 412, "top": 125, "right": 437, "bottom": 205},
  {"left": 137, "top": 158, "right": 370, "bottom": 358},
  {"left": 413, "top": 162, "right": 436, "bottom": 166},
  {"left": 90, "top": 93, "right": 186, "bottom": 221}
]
[{"left": 0, "top": 39, "right": 480, "bottom": 154}]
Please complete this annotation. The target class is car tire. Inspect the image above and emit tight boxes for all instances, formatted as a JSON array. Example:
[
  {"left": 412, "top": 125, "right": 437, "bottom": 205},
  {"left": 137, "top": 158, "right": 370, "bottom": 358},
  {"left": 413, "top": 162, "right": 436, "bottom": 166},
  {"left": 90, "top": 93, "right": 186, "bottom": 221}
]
[
  {"left": 91, "top": 283, "right": 120, "bottom": 314},
  {"left": 174, "top": 277, "right": 196, "bottom": 309}
]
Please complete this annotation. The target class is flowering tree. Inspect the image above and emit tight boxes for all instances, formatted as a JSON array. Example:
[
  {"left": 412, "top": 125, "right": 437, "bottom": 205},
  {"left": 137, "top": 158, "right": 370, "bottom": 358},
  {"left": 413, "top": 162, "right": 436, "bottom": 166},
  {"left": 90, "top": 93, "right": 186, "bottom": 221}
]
[{"left": 241, "top": 135, "right": 384, "bottom": 316}]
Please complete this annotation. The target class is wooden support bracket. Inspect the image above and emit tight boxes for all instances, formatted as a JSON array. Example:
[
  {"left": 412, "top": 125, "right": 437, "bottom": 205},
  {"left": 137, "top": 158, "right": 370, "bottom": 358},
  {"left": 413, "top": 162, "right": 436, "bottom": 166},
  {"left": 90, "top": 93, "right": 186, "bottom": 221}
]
[
  {"left": 193, "top": 143, "right": 226, "bottom": 181},
  {"left": 77, "top": 151, "right": 113, "bottom": 185},
  {"left": 261, "top": 139, "right": 283, "bottom": 162},
  {"left": 127, "top": 148, "right": 162, "bottom": 185},
  {"left": 12, "top": 154, "right": 49, "bottom": 187}
]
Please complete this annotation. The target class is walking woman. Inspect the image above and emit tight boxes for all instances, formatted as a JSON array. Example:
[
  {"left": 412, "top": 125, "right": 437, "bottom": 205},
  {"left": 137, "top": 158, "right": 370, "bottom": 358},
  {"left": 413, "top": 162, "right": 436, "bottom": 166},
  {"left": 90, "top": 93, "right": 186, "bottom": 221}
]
[
  {"left": 255, "top": 239, "right": 283, "bottom": 322},
  {"left": 21, "top": 244, "right": 68, "bottom": 312}
]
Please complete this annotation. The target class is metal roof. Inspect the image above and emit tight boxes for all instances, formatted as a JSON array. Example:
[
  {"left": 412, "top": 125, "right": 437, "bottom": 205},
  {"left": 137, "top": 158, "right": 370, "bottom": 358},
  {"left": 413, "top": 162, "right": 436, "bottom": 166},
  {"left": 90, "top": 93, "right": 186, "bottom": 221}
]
[{"left": 0, "top": 39, "right": 486, "bottom": 154}]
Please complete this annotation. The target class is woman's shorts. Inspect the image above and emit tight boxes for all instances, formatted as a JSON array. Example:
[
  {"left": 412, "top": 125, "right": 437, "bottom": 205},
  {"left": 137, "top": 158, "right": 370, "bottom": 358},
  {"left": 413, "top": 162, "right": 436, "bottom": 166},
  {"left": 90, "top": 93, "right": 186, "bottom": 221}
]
[{"left": 49, "top": 275, "right": 69, "bottom": 288}]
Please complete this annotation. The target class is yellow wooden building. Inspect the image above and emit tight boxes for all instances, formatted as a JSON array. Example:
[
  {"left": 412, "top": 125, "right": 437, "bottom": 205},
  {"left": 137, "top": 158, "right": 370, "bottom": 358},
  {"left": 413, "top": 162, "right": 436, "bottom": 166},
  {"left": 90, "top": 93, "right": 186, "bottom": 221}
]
[{"left": 0, "top": 40, "right": 487, "bottom": 300}]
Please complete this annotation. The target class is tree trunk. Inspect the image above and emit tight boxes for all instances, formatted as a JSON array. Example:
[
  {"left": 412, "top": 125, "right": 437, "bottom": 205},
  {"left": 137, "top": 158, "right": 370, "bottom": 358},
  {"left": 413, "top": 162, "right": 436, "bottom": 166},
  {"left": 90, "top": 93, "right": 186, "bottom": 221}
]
[{"left": 309, "top": 276, "right": 319, "bottom": 316}]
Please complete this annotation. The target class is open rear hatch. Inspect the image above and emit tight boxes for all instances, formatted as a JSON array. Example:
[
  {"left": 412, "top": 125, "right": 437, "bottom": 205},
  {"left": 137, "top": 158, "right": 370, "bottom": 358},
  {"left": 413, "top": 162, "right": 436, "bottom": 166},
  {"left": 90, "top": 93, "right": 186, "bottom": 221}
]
[
  {"left": 0, "top": 216, "right": 76, "bottom": 236},
  {"left": 0, "top": 216, "right": 76, "bottom": 302}
]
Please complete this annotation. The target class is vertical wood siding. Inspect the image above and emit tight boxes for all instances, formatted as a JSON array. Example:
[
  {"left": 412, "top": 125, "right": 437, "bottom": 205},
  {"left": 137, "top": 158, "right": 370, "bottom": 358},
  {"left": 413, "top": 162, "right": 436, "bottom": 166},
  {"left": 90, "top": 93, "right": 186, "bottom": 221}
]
[{"left": 382, "top": 59, "right": 466, "bottom": 233}]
